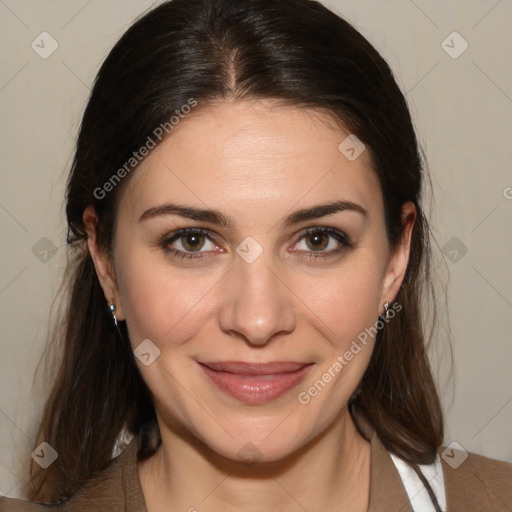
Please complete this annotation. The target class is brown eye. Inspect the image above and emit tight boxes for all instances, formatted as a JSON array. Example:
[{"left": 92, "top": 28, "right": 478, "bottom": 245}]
[
  {"left": 292, "top": 227, "right": 353, "bottom": 259},
  {"left": 305, "top": 231, "right": 329, "bottom": 251},
  {"left": 161, "top": 228, "right": 220, "bottom": 259},
  {"left": 181, "top": 232, "right": 206, "bottom": 252}
]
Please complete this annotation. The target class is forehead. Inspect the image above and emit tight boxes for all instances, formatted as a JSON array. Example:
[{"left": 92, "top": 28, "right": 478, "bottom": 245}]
[{"left": 120, "top": 100, "right": 382, "bottom": 222}]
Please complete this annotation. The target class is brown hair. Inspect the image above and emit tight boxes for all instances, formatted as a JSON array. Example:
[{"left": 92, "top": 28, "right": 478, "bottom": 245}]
[{"left": 27, "top": 0, "right": 444, "bottom": 507}]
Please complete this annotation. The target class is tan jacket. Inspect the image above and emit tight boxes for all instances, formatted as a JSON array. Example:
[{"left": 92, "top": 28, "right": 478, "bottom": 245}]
[{"left": 1, "top": 431, "right": 511, "bottom": 511}]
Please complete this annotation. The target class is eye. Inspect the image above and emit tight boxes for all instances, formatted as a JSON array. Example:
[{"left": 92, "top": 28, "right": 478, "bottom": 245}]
[
  {"left": 161, "top": 228, "right": 222, "bottom": 259},
  {"left": 291, "top": 227, "right": 352, "bottom": 258},
  {"left": 160, "top": 226, "right": 352, "bottom": 262}
]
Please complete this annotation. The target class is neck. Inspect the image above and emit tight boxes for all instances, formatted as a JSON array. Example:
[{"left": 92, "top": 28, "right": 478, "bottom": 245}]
[{"left": 138, "top": 407, "right": 371, "bottom": 512}]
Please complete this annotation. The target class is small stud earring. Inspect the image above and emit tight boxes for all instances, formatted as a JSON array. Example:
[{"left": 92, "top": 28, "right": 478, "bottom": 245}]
[
  {"left": 383, "top": 302, "right": 392, "bottom": 320},
  {"left": 109, "top": 303, "right": 118, "bottom": 326}
]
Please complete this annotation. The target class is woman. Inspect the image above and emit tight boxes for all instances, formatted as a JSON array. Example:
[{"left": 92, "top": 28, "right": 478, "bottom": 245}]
[{"left": 2, "top": 0, "right": 511, "bottom": 510}]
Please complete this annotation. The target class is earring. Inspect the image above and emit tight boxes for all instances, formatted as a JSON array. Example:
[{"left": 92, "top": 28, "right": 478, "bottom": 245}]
[
  {"left": 383, "top": 302, "right": 392, "bottom": 320},
  {"left": 108, "top": 301, "right": 128, "bottom": 345},
  {"left": 109, "top": 303, "right": 118, "bottom": 326}
]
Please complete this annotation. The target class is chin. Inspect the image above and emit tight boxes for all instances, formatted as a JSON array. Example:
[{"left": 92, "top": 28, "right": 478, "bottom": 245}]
[
  {"left": 212, "top": 433, "right": 305, "bottom": 466},
  {"left": 191, "top": 412, "right": 317, "bottom": 466}
]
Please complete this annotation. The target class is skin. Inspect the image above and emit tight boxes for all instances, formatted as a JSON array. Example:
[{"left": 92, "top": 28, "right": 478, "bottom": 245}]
[{"left": 84, "top": 99, "right": 415, "bottom": 512}]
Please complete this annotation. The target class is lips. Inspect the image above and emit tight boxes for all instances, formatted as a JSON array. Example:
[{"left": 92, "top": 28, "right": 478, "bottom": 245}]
[
  {"left": 199, "top": 360, "right": 313, "bottom": 404},
  {"left": 201, "top": 361, "right": 310, "bottom": 374}
]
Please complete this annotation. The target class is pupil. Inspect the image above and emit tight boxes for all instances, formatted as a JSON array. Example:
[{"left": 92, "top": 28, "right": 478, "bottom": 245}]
[
  {"left": 307, "top": 232, "right": 328, "bottom": 250},
  {"left": 184, "top": 233, "right": 204, "bottom": 251}
]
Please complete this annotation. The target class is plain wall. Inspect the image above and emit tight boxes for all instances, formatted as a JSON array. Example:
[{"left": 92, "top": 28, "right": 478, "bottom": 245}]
[{"left": 0, "top": 0, "right": 511, "bottom": 498}]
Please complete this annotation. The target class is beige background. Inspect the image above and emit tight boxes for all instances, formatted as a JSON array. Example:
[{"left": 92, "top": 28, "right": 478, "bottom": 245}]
[{"left": 1, "top": 0, "right": 511, "bottom": 499}]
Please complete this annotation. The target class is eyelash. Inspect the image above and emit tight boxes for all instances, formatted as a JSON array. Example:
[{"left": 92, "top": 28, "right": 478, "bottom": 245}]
[{"left": 160, "top": 227, "right": 353, "bottom": 261}]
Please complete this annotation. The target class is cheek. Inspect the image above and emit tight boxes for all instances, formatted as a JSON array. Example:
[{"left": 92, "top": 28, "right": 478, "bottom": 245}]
[
  {"left": 293, "top": 255, "right": 385, "bottom": 349},
  {"left": 115, "top": 247, "right": 223, "bottom": 347},
  {"left": 292, "top": 256, "right": 386, "bottom": 413},
  {"left": 116, "top": 242, "right": 386, "bottom": 352}
]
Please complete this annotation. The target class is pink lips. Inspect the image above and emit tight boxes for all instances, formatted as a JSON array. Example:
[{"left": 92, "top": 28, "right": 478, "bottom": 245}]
[{"left": 199, "top": 361, "right": 313, "bottom": 403}]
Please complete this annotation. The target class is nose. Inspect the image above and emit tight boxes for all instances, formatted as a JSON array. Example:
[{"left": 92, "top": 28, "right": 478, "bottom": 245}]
[{"left": 218, "top": 254, "right": 297, "bottom": 347}]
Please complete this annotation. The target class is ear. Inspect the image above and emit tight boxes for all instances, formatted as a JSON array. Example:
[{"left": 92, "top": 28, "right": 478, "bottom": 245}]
[
  {"left": 83, "top": 205, "right": 125, "bottom": 321},
  {"left": 380, "top": 201, "right": 416, "bottom": 312}
]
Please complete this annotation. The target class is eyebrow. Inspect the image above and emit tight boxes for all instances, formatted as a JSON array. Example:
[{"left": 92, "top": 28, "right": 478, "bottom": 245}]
[{"left": 138, "top": 200, "right": 368, "bottom": 228}]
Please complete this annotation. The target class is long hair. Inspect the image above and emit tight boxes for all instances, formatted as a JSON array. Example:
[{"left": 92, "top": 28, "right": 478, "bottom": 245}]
[{"left": 26, "top": 0, "right": 444, "bottom": 504}]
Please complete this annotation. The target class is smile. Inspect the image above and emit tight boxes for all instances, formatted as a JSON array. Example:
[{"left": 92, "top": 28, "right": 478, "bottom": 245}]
[{"left": 198, "top": 361, "right": 314, "bottom": 404}]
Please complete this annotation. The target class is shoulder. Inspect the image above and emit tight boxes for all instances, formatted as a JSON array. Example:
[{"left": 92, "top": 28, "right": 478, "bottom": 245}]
[
  {"left": 0, "top": 440, "right": 137, "bottom": 512},
  {"left": 0, "top": 495, "right": 59, "bottom": 511},
  {"left": 441, "top": 445, "right": 512, "bottom": 510}
]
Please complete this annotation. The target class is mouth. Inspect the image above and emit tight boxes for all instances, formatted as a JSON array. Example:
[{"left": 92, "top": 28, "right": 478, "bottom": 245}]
[{"left": 198, "top": 361, "right": 314, "bottom": 404}]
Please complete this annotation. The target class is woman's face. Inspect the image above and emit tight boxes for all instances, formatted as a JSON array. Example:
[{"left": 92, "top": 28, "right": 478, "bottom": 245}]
[{"left": 87, "top": 100, "right": 414, "bottom": 462}]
